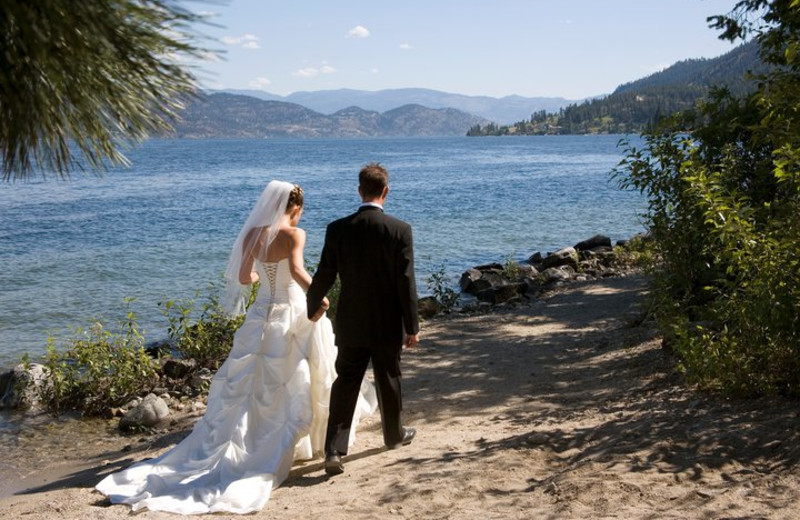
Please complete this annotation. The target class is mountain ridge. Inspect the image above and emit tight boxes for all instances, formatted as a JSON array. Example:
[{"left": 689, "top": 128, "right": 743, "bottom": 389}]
[
  {"left": 213, "top": 87, "right": 577, "bottom": 125},
  {"left": 170, "top": 94, "right": 489, "bottom": 138}
]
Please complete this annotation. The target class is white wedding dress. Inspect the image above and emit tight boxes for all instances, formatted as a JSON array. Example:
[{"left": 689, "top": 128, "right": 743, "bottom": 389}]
[{"left": 96, "top": 259, "right": 377, "bottom": 514}]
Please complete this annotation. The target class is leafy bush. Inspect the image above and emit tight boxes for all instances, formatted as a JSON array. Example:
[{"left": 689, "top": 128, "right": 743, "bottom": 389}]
[
  {"left": 615, "top": 1, "right": 800, "bottom": 396},
  {"left": 502, "top": 253, "right": 522, "bottom": 280},
  {"left": 36, "top": 303, "right": 158, "bottom": 415},
  {"left": 160, "top": 284, "right": 250, "bottom": 370},
  {"left": 426, "top": 264, "right": 460, "bottom": 313}
]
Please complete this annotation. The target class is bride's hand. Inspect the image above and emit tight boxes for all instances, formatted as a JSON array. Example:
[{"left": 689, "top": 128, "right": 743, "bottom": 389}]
[{"left": 309, "top": 297, "right": 330, "bottom": 322}]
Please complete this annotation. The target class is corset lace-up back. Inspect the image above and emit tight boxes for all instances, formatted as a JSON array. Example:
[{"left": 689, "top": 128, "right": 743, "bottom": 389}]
[{"left": 264, "top": 262, "right": 278, "bottom": 297}]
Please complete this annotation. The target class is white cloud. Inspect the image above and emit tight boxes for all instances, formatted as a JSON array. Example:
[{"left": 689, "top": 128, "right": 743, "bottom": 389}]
[
  {"left": 399, "top": 43, "right": 412, "bottom": 50},
  {"left": 221, "top": 34, "right": 261, "bottom": 49},
  {"left": 347, "top": 25, "right": 370, "bottom": 39},
  {"left": 248, "top": 77, "right": 272, "bottom": 90},
  {"left": 294, "top": 67, "right": 318, "bottom": 78},
  {"left": 293, "top": 63, "right": 337, "bottom": 78}
]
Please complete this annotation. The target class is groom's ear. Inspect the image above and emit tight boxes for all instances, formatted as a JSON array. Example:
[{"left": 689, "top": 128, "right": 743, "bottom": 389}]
[{"left": 381, "top": 186, "right": 389, "bottom": 199}]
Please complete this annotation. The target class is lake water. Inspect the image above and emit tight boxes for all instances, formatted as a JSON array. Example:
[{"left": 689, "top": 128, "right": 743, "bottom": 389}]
[{"left": 0, "top": 135, "right": 645, "bottom": 369}]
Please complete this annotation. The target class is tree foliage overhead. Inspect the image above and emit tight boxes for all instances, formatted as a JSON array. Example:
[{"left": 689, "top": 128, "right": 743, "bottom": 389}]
[
  {"left": 616, "top": 0, "right": 800, "bottom": 396},
  {"left": 0, "top": 0, "right": 210, "bottom": 181}
]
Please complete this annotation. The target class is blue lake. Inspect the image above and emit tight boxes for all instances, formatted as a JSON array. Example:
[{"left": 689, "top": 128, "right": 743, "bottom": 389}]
[{"left": 0, "top": 135, "right": 646, "bottom": 368}]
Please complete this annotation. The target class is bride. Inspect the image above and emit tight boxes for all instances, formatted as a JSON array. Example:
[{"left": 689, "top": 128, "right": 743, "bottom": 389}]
[{"left": 96, "top": 180, "right": 376, "bottom": 514}]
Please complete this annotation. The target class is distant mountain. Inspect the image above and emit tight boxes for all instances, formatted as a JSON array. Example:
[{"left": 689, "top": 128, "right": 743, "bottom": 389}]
[
  {"left": 215, "top": 87, "right": 577, "bottom": 124},
  {"left": 170, "top": 93, "right": 489, "bottom": 138},
  {"left": 468, "top": 42, "right": 767, "bottom": 136}
]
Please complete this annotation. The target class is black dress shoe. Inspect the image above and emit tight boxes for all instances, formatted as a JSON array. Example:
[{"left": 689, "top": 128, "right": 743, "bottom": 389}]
[
  {"left": 387, "top": 427, "right": 416, "bottom": 450},
  {"left": 324, "top": 452, "right": 344, "bottom": 475}
]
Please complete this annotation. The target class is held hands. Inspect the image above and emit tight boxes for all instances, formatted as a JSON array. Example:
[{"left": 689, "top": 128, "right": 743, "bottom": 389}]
[
  {"left": 309, "top": 297, "right": 330, "bottom": 322},
  {"left": 404, "top": 333, "right": 419, "bottom": 349}
]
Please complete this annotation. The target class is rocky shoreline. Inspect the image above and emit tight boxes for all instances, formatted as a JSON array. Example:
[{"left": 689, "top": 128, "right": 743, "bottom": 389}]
[
  {"left": 420, "top": 233, "right": 644, "bottom": 317},
  {"left": 1, "top": 233, "right": 646, "bottom": 432}
]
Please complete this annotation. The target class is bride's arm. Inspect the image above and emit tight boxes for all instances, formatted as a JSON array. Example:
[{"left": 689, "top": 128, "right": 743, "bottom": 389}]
[
  {"left": 287, "top": 227, "right": 313, "bottom": 291},
  {"left": 288, "top": 228, "right": 329, "bottom": 319},
  {"left": 238, "top": 228, "right": 260, "bottom": 284}
]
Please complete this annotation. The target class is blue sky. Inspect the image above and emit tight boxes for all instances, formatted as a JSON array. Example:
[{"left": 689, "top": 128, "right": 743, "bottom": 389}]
[{"left": 191, "top": 0, "right": 740, "bottom": 100}]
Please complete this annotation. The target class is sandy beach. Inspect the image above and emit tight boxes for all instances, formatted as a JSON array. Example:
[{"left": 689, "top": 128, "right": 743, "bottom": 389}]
[{"left": 1, "top": 273, "right": 799, "bottom": 519}]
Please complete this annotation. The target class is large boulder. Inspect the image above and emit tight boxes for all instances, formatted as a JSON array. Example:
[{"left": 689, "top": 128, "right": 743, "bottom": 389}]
[
  {"left": 460, "top": 266, "right": 505, "bottom": 294},
  {"left": 574, "top": 234, "right": 612, "bottom": 251},
  {"left": 475, "top": 282, "right": 526, "bottom": 305},
  {"left": 0, "top": 363, "right": 47, "bottom": 409},
  {"left": 118, "top": 393, "right": 170, "bottom": 431},
  {"left": 541, "top": 267, "right": 574, "bottom": 284},
  {"left": 418, "top": 296, "right": 441, "bottom": 319},
  {"left": 541, "top": 247, "right": 579, "bottom": 270},
  {"left": 161, "top": 358, "right": 197, "bottom": 380}
]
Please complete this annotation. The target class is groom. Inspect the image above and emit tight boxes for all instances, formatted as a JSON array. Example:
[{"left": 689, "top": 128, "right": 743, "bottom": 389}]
[{"left": 307, "top": 162, "right": 420, "bottom": 476}]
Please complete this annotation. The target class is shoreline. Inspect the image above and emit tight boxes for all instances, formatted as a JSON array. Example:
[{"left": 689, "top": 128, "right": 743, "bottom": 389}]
[{"left": 2, "top": 272, "right": 799, "bottom": 518}]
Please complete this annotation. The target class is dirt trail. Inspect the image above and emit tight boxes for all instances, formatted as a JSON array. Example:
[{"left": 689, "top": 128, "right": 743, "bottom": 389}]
[{"left": 2, "top": 273, "right": 799, "bottom": 519}]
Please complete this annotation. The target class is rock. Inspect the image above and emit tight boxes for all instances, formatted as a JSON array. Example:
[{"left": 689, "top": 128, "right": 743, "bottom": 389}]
[
  {"left": 574, "top": 234, "right": 612, "bottom": 251},
  {"left": 122, "top": 397, "right": 142, "bottom": 411},
  {"left": 473, "top": 262, "right": 504, "bottom": 271},
  {"left": 161, "top": 358, "right": 197, "bottom": 380},
  {"left": 528, "top": 252, "right": 544, "bottom": 264},
  {"left": 0, "top": 363, "right": 47, "bottom": 409},
  {"left": 526, "top": 432, "right": 550, "bottom": 446},
  {"left": 189, "top": 368, "right": 213, "bottom": 390},
  {"left": 418, "top": 296, "right": 441, "bottom": 319},
  {"left": 542, "top": 267, "right": 574, "bottom": 283},
  {"left": 459, "top": 267, "right": 505, "bottom": 295},
  {"left": 516, "top": 264, "right": 538, "bottom": 278},
  {"left": 459, "top": 268, "right": 482, "bottom": 292},
  {"left": 476, "top": 283, "right": 526, "bottom": 305},
  {"left": 541, "top": 247, "right": 579, "bottom": 270},
  {"left": 145, "top": 340, "right": 172, "bottom": 358},
  {"left": 522, "top": 277, "right": 544, "bottom": 298},
  {"left": 118, "top": 393, "right": 170, "bottom": 431}
]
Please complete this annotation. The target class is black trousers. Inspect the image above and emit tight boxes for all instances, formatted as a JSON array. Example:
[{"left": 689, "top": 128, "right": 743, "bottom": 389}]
[{"left": 325, "top": 343, "right": 403, "bottom": 455}]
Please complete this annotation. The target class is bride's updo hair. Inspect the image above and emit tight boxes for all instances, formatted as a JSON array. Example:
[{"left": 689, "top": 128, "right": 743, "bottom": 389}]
[{"left": 287, "top": 184, "right": 304, "bottom": 210}]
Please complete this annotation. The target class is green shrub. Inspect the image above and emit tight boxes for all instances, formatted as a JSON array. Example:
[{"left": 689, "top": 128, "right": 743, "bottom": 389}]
[
  {"left": 37, "top": 303, "right": 158, "bottom": 415},
  {"left": 615, "top": 1, "right": 800, "bottom": 396},
  {"left": 426, "top": 264, "right": 460, "bottom": 313},
  {"left": 160, "top": 284, "right": 250, "bottom": 370},
  {"left": 502, "top": 252, "right": 521, "bottom": 279}
]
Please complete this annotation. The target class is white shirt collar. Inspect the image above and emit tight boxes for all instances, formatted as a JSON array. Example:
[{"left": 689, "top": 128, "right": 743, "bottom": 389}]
[{"left": 360, "top": 202, "right": 384, "bottom": 210}]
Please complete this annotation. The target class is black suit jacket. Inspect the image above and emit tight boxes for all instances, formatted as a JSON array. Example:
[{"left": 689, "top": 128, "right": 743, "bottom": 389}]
[{"left": 307, "top": 206, "right": 419, "bottom": 350}]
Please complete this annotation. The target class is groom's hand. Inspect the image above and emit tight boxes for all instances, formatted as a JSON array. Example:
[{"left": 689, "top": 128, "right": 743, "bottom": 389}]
[{"left": 404, "top": 333, "right": 419, "bottom": 349}]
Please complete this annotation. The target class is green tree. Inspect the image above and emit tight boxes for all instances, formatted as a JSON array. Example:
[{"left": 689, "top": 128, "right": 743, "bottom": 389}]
[
  {"left": 616, "top": 0, "right": 800, "bottom": 395},
  {"left": 1, "top": 0, "right": 211, "bottom": 181}
]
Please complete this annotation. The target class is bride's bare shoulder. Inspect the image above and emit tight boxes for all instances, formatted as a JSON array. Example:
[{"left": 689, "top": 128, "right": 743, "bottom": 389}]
[{"left": 279, "top": 225, "right": 306, "bottom": 243}]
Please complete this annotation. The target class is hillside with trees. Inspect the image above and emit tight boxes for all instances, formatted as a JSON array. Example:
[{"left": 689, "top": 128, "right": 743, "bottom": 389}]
[
  {"left": 468, "top": 41, "right": 767, "bottom": 136},
  {"left": 170, "top": 93, "right": 489, "bottom": 138}
]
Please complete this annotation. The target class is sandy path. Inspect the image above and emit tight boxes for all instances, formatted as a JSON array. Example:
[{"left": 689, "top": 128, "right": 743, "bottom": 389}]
[{"left": 2, "top": 273, "right": 799, "bottom": 519}]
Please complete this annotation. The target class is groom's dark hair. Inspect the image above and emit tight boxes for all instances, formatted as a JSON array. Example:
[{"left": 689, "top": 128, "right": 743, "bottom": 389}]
[{"left": 359, "top": 162, "right": 389, "bottom": 199}]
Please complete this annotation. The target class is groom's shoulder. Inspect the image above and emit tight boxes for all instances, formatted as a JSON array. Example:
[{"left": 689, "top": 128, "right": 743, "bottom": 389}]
[
  {"left": 383, "top": 212, "right": 411, "bottom": 229},
  {"left": 328, "top": 211, "right": 359, "bottom": 229}
]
